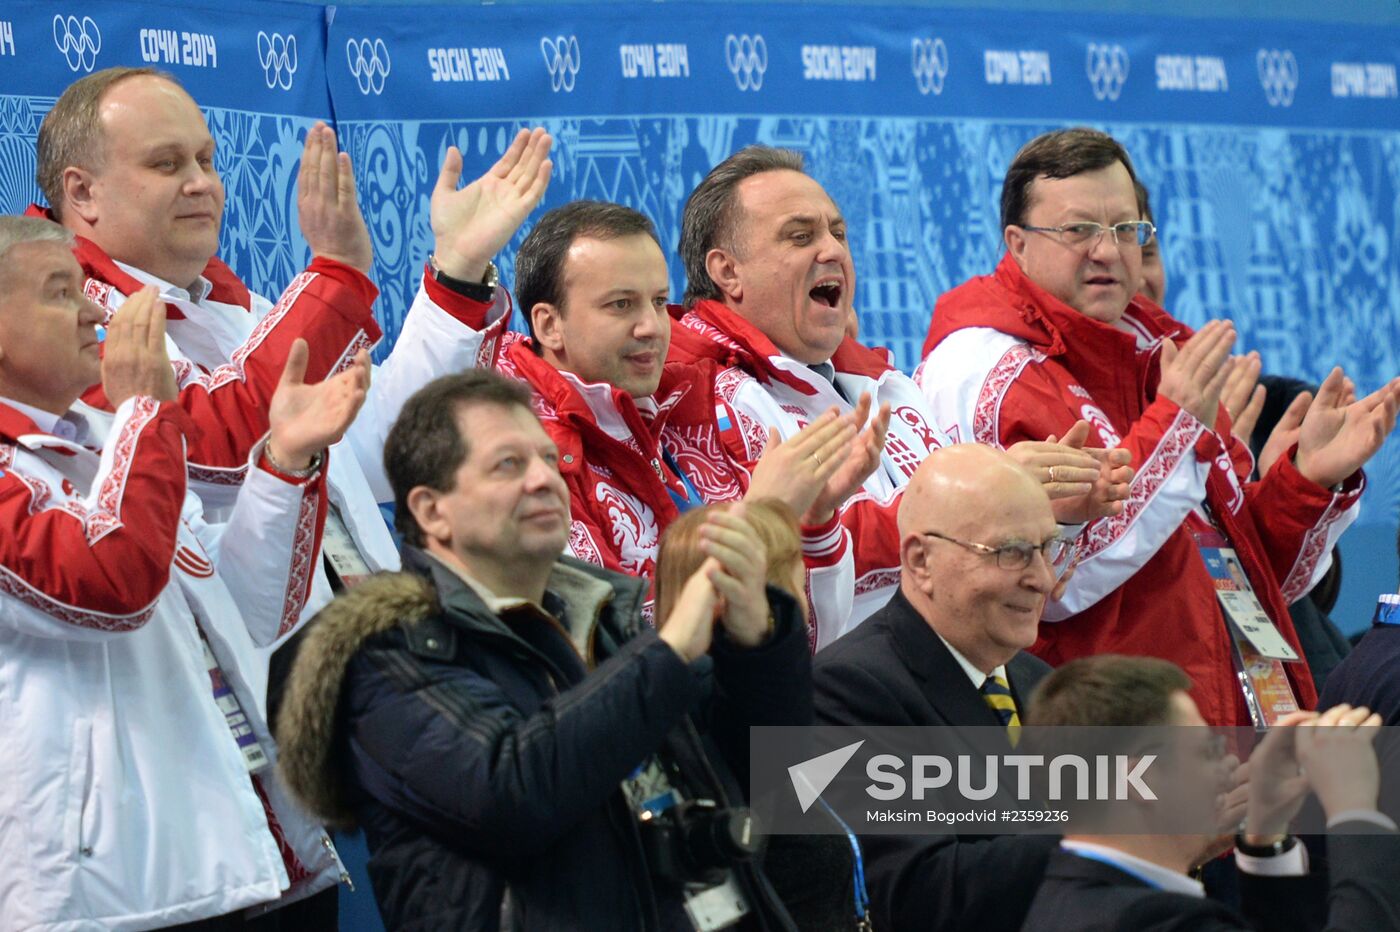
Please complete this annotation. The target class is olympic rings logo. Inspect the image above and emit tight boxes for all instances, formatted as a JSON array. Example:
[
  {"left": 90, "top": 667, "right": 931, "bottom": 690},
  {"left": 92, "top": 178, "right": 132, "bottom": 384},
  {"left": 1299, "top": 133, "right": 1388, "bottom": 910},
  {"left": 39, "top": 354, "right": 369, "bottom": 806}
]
[
  {"left": 257, "top": 31, "right": 298, "bottom": 90},
  {"left": 725, "top": 34, "right": 767, "bottom": 92},
  {"left": 539, "top": 35, "right": 581, "bottom": 93},
  {"left": 346, "top": 37, "right": 391, "bottom": 95},
  {"left": 1086, "top": 42, "right": 1129, "bottom": 101},
  {"left": 911, "top": 37, "right": 948, "bottom": 95},
  {"left": 53, "top": 14, "right": 101, "bottom": 73},
  {"left": 1257, "top": 48, "right": 1298, "bottom": 107}
]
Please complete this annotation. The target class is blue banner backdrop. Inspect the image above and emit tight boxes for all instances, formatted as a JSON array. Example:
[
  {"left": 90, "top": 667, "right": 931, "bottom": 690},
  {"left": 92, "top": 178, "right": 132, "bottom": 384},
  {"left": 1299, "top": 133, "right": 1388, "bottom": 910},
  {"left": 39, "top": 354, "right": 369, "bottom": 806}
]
[
  {"left": 1, "top": 1, "right": 1398, "bottom": 526},
  {"left": 0, "top": 0, "right": 330, "bottom": 294}
]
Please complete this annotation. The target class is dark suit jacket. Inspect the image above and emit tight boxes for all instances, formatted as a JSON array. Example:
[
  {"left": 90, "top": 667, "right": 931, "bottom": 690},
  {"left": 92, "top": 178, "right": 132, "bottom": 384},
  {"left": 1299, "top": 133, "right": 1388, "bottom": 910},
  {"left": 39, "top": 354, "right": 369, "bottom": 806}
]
[
  {"left": 1024, "top": 832, "right": 1400, "bottom": 932},
  {"left": 814, "top": 587, "right": 1051, "bottom": 730},
  {"left": 812, "top": 588, "right": 1057, "bottom": 932}
]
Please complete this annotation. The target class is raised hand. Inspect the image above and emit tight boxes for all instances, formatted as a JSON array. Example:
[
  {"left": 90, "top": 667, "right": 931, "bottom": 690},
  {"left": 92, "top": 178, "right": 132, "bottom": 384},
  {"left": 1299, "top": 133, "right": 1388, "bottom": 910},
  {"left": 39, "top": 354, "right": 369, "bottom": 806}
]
[
  {"left": 267, "top": 340, "right": 371, "bottom": 471},
  {"left": 1192, "top": 751, "right": 1250, "bottom": 866},
  {"left": 808, "top": 394, "right": 891, "bottom": 525},
  {"left": 1294, "top": 367, "right": 1400, "bottom": 488},
  {"left": 1241, "top": 710, "right": 1315, "bottom": 844},
  {"left": 101, "top": 285, "right": 178, "bottom": 407},
  {"left": 297, "top": 122, "right": 373, "bottom": 276},
  {"left": 658, "top": 557, "right": 721, "bottom": 662},
  {"left": 1257, "top": 390, "right": 1311, "bottom": 478},
  {"left": 697, "top": 504, "right": 773, "bottom": 648},
  {"left": 1157, "top": 320, "right": 1236, "bottom": 431},
  {"left": 431, "top": 127, "right": 553, "bottom": 281},
  {"left": 745, "top": 409, "right": 855, "bottom": 523},
  {"left": 1294, "top": 703, "right": 1384, "bottom": 820},
  {"left": 1042, "top": 420, "right": 1135, "bottom": 523},
  {"left": 1222, "top": 351, "right": 1266, "bottom": 444}
]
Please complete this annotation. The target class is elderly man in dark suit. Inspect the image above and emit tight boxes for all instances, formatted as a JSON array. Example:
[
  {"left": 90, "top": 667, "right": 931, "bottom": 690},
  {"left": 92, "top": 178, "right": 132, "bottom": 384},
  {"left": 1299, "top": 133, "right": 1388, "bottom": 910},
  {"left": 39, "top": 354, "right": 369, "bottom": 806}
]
[{"left": 813, "top": 443, "right": 1069, "bottom": 931}]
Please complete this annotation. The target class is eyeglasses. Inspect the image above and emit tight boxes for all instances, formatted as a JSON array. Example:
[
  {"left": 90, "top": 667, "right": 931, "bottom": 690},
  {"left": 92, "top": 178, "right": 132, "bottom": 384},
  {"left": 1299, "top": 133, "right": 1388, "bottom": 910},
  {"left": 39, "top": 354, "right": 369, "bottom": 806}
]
[
  {"left": 921, "top": 531, "right": 1071, "bottom": 571},
  {"left": 1020, "top": 221, "right": 1157, "bottom": 249}
]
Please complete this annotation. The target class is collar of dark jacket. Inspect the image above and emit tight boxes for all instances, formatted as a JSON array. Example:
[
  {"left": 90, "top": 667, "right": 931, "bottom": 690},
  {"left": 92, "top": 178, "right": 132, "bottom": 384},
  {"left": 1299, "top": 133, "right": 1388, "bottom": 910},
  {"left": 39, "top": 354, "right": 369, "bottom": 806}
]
[
  {"left": 274, "top": 546, "right": 650, "bottom": 828},
  {"left": 408, "top": 546, "right": 644, "bottom": 662}
]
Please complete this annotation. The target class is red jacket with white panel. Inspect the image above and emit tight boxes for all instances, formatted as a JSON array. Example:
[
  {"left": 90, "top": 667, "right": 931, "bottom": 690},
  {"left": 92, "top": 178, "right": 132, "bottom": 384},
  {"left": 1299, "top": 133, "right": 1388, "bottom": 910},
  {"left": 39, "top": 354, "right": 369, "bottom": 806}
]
[
  {"left": 412, "top": 273, "right": 855, "bottom": 647},
  {"left": 0, "top": 395, "right": 344, "bottom": 928},
  {"left": 917, "top": 254, "right": 1360, "bottom": 725},
  {"left": 29, "top": 205, "right": 519, "bottom": 670},
  {"left": 667, "top": 299, "right": 953, "bottom": 633}
]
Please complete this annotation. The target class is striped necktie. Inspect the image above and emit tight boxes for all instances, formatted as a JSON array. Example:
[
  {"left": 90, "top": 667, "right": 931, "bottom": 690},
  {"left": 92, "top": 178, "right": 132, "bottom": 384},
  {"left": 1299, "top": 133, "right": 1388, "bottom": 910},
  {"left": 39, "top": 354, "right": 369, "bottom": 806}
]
[{"left": 981, "top": 674, "right": 1021, "bottom": 745}]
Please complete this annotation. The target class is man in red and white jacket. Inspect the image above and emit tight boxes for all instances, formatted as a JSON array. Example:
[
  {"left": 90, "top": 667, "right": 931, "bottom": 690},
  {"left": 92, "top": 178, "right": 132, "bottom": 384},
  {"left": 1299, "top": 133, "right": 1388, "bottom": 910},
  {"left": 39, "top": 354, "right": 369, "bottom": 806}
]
[
  {"left": 418, "top": 137, "right": 878, "bottom": 645},
  {"left": 917, "top": 127, "right": 1400, "bottom": 725},
  {"left": 33, "top": 67, "right": 521, "bottom": 705},
  {"left": 34, "top": 68, "right": 515, "bottom": 609},
  {"left": 671, "top": 145, "right": 1133, "bottom": 628},
  {"left": 0, "top": 216, "right": 370, "bottom": 928}
]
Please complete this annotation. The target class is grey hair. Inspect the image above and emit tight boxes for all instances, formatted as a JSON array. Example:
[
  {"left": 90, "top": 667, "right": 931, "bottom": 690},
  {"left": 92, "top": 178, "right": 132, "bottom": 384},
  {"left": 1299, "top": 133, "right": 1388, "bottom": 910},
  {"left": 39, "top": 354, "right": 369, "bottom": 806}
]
[
  {"left": 679, "top": 145, "right": 805, "bottom": 306},
  {"left": 0, "top": 216, "right": 75, "bottom": 269}
]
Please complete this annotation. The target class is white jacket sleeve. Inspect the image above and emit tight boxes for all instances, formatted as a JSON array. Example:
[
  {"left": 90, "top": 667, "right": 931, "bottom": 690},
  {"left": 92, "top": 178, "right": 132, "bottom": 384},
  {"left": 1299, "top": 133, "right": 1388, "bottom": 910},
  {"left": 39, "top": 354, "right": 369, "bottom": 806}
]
[
  {"left": 918, "top": 327, "right": 1213, "bottom": 621},
  {"left": 192, "top": 438, "right": 327, "bottom": 647},
  {"left": 345, "top": 272, "right": 513, "bottom": 503}
]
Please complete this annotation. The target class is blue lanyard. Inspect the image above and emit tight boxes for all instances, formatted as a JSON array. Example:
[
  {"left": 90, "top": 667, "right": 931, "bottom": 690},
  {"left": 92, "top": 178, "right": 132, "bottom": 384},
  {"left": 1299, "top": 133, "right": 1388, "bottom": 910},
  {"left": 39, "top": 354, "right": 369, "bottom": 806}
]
[
  {"left": 1374, "top": 594, "right": 1400, "bottom": 626},
  {"left": 660, "top": 447, "right": 706, "bottom": 513},
  {"left": 815, "top": 796, "right": 870, "bottom": 926}
]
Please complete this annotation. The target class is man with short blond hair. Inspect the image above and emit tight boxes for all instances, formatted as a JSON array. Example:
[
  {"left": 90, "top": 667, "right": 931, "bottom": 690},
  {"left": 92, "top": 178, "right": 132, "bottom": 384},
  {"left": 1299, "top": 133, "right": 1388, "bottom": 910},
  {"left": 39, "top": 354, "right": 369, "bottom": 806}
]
[{"left": 33, "top": 68, "right": 539, "bottom": 725}]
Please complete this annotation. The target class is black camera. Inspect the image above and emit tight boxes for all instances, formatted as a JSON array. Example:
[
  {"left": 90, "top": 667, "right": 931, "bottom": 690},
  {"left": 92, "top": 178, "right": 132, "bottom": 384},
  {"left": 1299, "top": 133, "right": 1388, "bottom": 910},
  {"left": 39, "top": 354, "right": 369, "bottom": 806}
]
[{"left": 638, "top": 797, "right": 763, "bottom": 887}]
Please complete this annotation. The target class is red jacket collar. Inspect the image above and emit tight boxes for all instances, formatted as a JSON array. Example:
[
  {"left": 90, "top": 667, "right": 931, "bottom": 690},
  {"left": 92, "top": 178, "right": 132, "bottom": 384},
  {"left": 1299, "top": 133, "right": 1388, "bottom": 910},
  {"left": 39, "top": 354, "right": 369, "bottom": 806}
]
[
  {"left": 0, "top": 401, "right": 46, "bottom": 445},
  {"left": 926, "top": 252, "right": 1190, "bottom": 359},
  {"left": 671, "top": 299, "right": 894, "bottom": 393},
  {"left": 25, "top": 204, "right": 253, "bottom": 314},
  {"left": 505, "top": 341, "right": 695, "bottom": 452}
]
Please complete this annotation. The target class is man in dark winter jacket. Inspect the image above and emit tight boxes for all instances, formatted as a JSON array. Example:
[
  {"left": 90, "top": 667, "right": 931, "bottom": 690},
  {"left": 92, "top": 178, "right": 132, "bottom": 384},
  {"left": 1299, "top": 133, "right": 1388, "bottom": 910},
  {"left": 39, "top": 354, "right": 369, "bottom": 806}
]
[{"left": 276, "top": 369, "right": 811, "bottom": 930}]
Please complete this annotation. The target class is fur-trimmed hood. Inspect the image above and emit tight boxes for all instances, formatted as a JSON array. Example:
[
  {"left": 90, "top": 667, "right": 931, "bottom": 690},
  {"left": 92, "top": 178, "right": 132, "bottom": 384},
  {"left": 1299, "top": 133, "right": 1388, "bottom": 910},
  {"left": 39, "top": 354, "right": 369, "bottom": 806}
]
[
  {"left": 276, "top": 570, "right": 439, "bottom": 829},
  {"left": 275, "top": 550, "right": 649, "bottom": 829}
]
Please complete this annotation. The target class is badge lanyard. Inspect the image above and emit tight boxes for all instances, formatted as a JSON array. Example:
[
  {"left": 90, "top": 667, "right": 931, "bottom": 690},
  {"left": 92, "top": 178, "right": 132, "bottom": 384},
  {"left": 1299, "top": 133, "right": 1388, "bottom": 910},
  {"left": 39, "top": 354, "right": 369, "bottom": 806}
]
[
  {"left": 661, "top": 447, "right": 706, "bottom": 513},
  {"left": 816, "top": 796, "right": 872, "bottom": 930},
  {"left": 198, "top": 627, "right": 270, "bottom": 773}
]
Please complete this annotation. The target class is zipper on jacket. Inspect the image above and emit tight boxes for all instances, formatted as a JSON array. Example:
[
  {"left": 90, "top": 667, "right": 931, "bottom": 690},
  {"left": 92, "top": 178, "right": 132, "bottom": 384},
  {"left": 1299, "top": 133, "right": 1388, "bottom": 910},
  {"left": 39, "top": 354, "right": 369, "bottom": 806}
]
[{"left": 321, "top": 833, "right": 354, "bottom": 891}]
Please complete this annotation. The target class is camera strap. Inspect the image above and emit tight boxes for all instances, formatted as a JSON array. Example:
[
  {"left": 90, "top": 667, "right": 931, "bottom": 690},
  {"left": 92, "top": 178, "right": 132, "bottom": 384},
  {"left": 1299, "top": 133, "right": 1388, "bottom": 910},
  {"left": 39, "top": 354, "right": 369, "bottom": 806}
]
[{"left": 815, "top": 796, "right": 870, "bottom": 930}]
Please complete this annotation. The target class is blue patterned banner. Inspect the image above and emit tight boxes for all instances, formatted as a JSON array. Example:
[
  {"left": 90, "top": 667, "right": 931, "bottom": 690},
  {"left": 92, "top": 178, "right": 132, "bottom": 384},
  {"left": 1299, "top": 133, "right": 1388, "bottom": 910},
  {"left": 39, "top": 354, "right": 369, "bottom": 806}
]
[
  {"left": 0, "top": 1, "right": 1398, "bottom": 525},
  {"left": 325, "top": 5, "right": 1399, "bottom": 127},
  {"left": 0, "top": 0, "right": 329, "bottom": 311},
  {"left": 0, "top": 0, "right": 328, "bottom": 113}
]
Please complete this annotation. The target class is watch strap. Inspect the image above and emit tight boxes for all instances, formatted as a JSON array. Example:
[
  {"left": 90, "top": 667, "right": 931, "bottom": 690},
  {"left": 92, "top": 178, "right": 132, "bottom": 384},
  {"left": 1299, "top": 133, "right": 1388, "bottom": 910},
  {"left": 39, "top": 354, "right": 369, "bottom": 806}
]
[
  {"left": 1234, "top": 833, "right": 1298, "bottom": 857},
  {"left": 430, "top": 255, "right": 497, "bottom": 303}
]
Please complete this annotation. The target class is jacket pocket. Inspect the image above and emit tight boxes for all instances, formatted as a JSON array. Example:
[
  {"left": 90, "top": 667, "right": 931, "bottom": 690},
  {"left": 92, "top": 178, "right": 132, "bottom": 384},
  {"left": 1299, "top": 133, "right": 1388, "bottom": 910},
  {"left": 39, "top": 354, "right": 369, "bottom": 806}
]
[{"left": 62, "top": 718, "right": 94, "bottom": 860}]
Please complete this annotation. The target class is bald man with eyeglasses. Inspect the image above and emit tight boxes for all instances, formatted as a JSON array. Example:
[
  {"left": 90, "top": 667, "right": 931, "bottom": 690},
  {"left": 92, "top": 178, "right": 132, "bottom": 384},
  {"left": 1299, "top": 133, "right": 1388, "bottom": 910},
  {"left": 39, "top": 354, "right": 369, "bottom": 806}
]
[{"left": 812, "top": 443, "right": 1064, "bottom": 932}]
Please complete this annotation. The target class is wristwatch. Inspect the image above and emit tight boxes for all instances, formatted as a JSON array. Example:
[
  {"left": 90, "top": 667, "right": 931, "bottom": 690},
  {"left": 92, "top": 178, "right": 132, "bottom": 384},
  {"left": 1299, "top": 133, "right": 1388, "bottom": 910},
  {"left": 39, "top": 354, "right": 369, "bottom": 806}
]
[
  {"left": 1234, "top": 833, "right": 1298, "bottom": 857},
  {"left": 429, "top": 254, "right": 498, "bottom": 302}
]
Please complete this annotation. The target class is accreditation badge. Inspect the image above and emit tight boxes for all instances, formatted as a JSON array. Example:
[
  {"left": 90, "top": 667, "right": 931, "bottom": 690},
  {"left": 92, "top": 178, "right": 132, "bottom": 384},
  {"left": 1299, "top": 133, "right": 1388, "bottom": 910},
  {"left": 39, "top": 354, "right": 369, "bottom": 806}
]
[
  {"left": 322, "top": 503, "right": 374, "bottom": 589},
  {"left": 1193, "top": 529, "right": 1301, "bottom": 727},
  {"left": 199, "top": 629, "right": 270, "bottom": 773}
]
